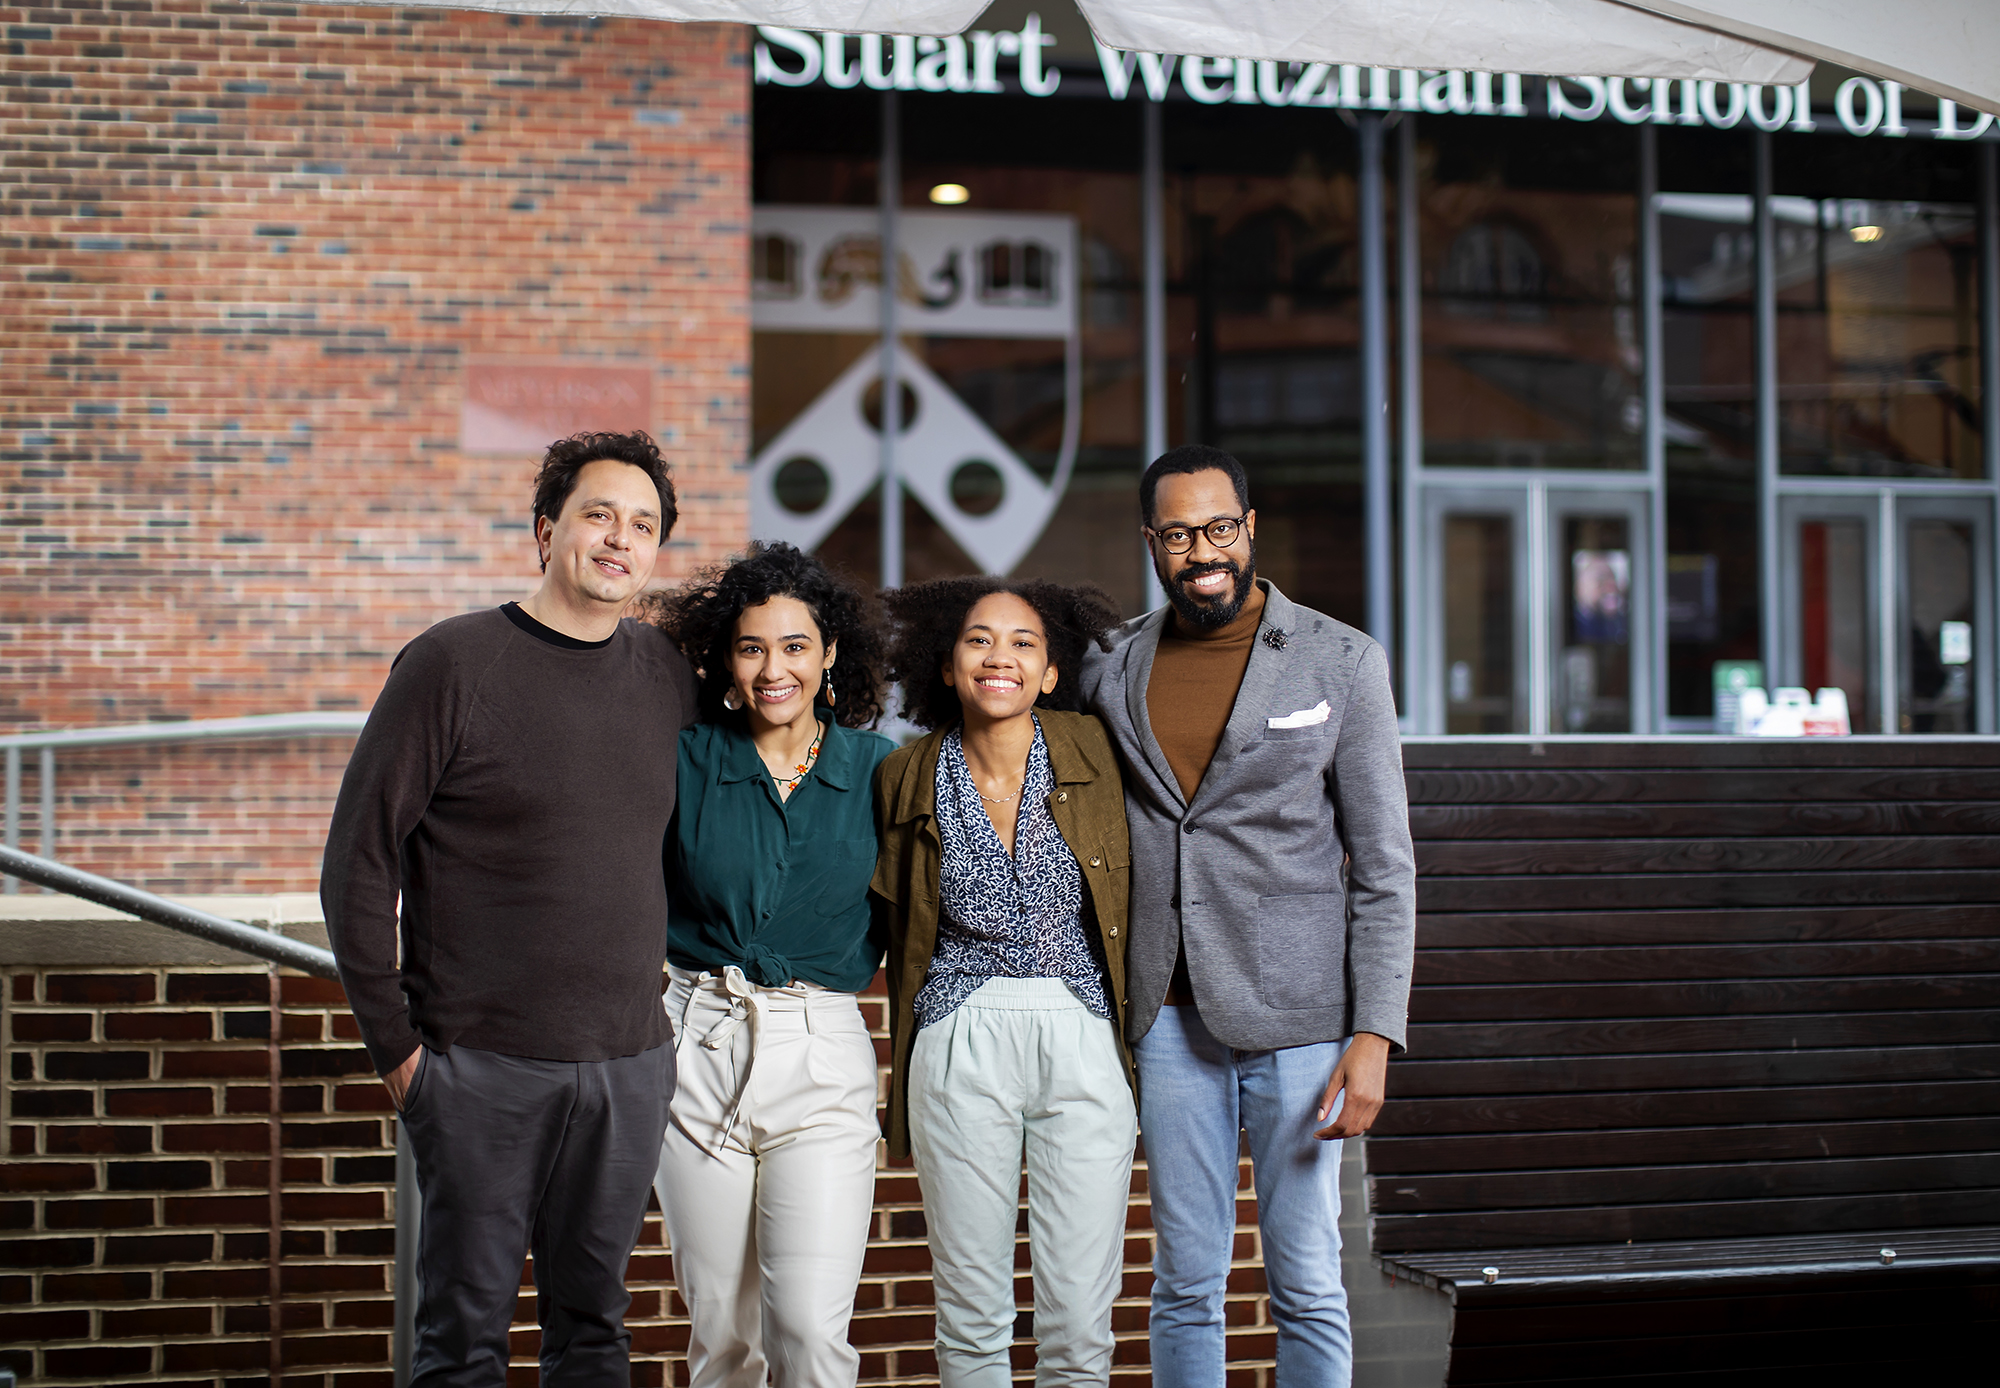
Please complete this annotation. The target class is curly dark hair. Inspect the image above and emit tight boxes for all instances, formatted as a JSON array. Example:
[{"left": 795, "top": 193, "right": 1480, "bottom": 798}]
[
  {"left": 644, "top": 541, "right": 886, "bottom": 729},
  {"left": 883, "top": 578, "right": 1121, "bottom": 732},
  {"left": 531, "top": 432, "right": 678, "bottom": 570}
]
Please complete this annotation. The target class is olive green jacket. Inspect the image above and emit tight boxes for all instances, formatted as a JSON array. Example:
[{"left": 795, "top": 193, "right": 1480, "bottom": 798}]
[{"left": 870, "top": 709, "right": 1134, "bottom": 1158}]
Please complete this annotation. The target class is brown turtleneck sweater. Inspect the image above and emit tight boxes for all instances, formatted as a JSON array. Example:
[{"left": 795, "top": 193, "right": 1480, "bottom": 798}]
[{"left": 1147, "top": 582, "right": 1267, "bottom": 1003}]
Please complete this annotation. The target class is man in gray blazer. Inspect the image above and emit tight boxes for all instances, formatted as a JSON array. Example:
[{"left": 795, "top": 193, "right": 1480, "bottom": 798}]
[{"left": 1078, "top": 445, "right": 1416, "bottom": 1388}]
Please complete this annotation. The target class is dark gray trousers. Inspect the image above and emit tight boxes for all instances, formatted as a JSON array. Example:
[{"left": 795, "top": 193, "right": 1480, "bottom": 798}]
[{"left": 400, "top": 1043, "right": 674, "bottom": 1388}]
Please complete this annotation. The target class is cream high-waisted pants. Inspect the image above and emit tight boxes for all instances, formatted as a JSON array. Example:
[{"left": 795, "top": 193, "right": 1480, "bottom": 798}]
[
  {"left": 653, "top": 965, "right": 880, "bottom": 1388},
  {"left": 908, "top": 976, "right": 1139, "bottom": 1388}
]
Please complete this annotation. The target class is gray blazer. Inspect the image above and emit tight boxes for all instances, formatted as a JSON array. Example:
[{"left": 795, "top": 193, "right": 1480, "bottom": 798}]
[{"left": 1079, "top": 581, "right": 1416, "bottom": 1053}]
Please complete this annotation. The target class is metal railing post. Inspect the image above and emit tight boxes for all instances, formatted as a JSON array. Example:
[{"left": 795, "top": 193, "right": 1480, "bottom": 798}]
[
  {"left": 38, "top": 747, "right": 54, "bottom": 886},
  {"left": 4, "top": 747, "right": 18, "bottom": 895}
]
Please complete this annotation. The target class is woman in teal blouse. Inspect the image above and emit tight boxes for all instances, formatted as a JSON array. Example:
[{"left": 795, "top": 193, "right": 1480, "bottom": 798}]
[{"left": 645, "top": 542, "right": 894, "bottom": 1388}]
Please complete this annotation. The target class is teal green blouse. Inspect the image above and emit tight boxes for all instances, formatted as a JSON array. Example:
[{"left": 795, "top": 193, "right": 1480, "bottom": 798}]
[{"left": 667, "top": 718, "right": 896, "bottom": 993}]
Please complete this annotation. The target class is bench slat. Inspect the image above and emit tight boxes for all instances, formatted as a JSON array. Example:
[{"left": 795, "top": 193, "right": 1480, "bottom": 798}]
[
  {"left": 1413, "top": 939, "right": 1997, "bottom": 985},
  {"left": 1371, "top": 1152, "right": 1994, "bottom": 1212},
  {"left": 1410, "top": 800, "right": 2000, "bottom": 839},
  {"left": 1367, "top": 1115, "right": 2000, "bottom": 1174},
  {"left": 1387, "top": 1044, "right": 2000, "bottom": 1098},
  {"left": 1371, "top": 1079, "right": 2000, "bottom": 1136},
  {"left": 1418, "top": 869, "right": 2000, "bottom": 911},
  {"left": 1373, "top": 1187, "right": 2000, "bottom": 1250},
  {"left": 1400, "top": 739, "right": 2000, "bottom": 770},
  {"left": 1419, "top": 835, "right": 2000, "bottom": 874},
  {"left": 1408, "top": 975, "right": 2000, "bottom": 1022},
  {"left": 1415, "top": 905, "right": 1998, "bottom": 947},
  {"left": 1405, "top": 768, "right": 2000, "bottom": 804},
  {"left": 1381, "top": 1227, "right": 2000, "bottom": 1283},
  {"left": 1407, "top": 1009, "right": 2000, "bottom": 1058}
]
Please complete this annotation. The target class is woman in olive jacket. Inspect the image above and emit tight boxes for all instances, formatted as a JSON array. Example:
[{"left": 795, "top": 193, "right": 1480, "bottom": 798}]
[{"left": 872, "top": 577, "right": 1133, "bottom": 1388}]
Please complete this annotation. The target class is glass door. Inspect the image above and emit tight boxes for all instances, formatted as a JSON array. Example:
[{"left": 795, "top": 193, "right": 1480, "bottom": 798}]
[
  {"left": 1780, "top": 493, "right": 1994, "bottom": 734},
  {"left": 1548, "top": 491, "right": 1651, "bottom": 733},
  {"left": 1431, "top": 492, "right": 1529, "bottom": 734},
  {"left": 1421, "top": 484, "right": 1653, "bottom": 734},
  {"left": 1779, "top": 495, "right": 1879, "bottom": 731},
  {"left": 1899, "top": 497, "right": 1994, "bottom": 734}
]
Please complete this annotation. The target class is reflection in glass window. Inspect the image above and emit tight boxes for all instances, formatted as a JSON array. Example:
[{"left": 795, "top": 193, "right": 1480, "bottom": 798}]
[
  {"left": 1560, "top": 517, "right": 1634, "bottom": 732},
  {"left": 1662, "top": 187, "right": 1762, "bottom": 719},
  {"left": 1173, "top": 122, "right": 1367, "bottom": 627},
  {"left": 1778, "top": 201, "right": 1982, "bottom": 479},
  {"left": 1904, "top": 520, "right": 1977, "bottom": 732},
  {"left": 1443, "top": 515, "right": 1519, "bottom": 734},
  {"left": 1421, "top": 125, "right": 1641, "bottom": 471},
  {"left": 1800, "top": 519, "right": 1873, "bottom": 731}
]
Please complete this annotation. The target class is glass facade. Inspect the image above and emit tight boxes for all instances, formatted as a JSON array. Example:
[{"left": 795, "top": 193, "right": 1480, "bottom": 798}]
[
  {"left": 750, "top": 39, "right": 1999, "bottom": 736},
  {"left": 1420, "top": 121, "right": 1643, "bottom": 472}
]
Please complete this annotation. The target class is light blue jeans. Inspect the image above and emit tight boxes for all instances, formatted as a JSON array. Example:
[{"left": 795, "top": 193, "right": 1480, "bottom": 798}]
[{"left": 1134, "top": 1004, "right": 1351, "bottom": 1388}]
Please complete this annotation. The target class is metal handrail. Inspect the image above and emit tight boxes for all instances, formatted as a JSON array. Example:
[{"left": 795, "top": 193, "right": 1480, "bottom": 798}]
[
  {"left": 1, "top": 711, "right": 367, "bottom": 894},
  {"left": 0, "top": 844, "right": 340, "bottom": 979},
  {"left": 0, "top": 711, "right": 369, "bottom": 751}
]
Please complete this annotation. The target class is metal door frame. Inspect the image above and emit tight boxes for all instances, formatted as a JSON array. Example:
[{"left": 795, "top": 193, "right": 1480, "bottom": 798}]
[
  {"left": 1419, "top": 480, "right": 1654, "bottom": 735},
  {"left": 1778, "top": 487, "right": 1995, "bottom": 734}
]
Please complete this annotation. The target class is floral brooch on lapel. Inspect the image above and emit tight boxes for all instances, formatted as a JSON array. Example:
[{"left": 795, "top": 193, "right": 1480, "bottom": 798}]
[{"left": 1261, "top": 627, "right": 1288, "bottom": 652}]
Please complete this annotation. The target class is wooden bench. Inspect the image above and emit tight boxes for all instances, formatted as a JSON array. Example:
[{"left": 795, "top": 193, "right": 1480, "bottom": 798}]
[{"left": 1359, "top": 736, "right": 2000, "bottom": 1385}]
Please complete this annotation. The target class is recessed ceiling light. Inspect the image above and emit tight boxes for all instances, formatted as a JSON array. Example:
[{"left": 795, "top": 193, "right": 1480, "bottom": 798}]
[
  {"left": 929, "top": 183, "right": 970, "bottom": 205},
  {"left": 1850, "top": 225, "right": 1883, "bottom": 243}
]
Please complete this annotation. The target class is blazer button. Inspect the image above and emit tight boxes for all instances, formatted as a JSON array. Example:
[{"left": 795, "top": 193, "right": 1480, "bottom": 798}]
[
  {"left": 1108, "top": 925, "right": 1119, "bottom": 937},
  {"left": 1057, "top": 791, "right": 1068, "bottom": 802},
  {"left": 1089, "top": 855, "right": 1101, "bottom": 867},
  {"left": 1183, "top": 822, "right": 1198, "bottom": 834}
]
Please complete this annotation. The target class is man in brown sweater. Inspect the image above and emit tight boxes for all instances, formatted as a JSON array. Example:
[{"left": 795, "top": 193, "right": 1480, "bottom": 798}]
[
  {"left": 1079, "top": 444, "right": 1415, "bottom": 1388},
  {"left": 321, "top": 432, "right": 698, "bottom": 1388}
]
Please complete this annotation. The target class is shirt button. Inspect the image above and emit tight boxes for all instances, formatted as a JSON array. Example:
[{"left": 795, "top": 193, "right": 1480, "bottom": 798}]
[
  {"left": 1057, "top": 791, "right": 1068, "bottom": 803},
  {"left": 1088, "top": 855, "right": 1101, "bottom": 868},
  {"left": 1108, "top": 925, "right": 1119, "bottom": 937}
]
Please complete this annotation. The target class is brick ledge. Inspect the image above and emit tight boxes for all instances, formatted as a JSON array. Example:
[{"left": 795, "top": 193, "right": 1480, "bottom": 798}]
[{"left": 0, "top": 894, "right": 328, "bottom": 966}]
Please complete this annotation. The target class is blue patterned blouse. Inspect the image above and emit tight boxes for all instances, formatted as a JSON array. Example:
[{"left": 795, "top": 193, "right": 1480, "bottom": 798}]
[{"left": 912, "top": 716, "right": 1111, "bottom": 1029}]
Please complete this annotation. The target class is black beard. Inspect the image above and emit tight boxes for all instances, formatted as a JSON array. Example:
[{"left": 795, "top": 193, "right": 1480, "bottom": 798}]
[{"left": 1165, "top": 542, "right": 1257, "bottom": 631}]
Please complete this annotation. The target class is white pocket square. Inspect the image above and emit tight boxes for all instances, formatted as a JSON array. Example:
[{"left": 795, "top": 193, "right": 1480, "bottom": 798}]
[{"left": 1267, "top": 700, "right": 1330, "bottom": 729}]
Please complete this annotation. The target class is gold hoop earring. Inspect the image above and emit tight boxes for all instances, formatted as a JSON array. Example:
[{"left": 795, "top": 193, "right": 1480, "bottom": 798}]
[{"left": 722, "top": 687, "right": 742, "bottom": 712}]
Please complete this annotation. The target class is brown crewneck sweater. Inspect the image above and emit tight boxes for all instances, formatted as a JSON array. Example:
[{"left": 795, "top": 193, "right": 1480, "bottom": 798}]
[
  {"left": 1147, "top": 581, "right": 1268, "bottom": 801},
  {"left": 1147, "top": 582, "right": 1268, "bottom": 1005}
]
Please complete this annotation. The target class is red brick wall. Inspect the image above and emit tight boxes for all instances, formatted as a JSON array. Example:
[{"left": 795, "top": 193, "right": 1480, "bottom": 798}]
[
  {"left": 3, "top": 966, "right": 1286, "bottom": 1386},
  {"left": 0, "top": 2, "right": 752, "bottom": 892}
]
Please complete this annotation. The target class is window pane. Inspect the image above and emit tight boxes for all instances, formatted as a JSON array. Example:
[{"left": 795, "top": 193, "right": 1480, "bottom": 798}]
[
  {"left": 1903, "top": 520, "right": 1977, "bottom": 732},
  {"left": 1421, "top": 122, "right": 1641, "bottom": 470},
  {"left": 1443, "top": 515, "right": 1519, "bottom": 733},
  {"left": 1778, "top": 201, "right": 1982, "bottom": 479},
  {"left": 1800, "top": 519, "right": 1873, "bottom": 731},
  {"left": 1660, "top": 138, "right": 1761, "bottom": 718},
  {"left": 1169, "top": 103, "right": 1367, "bottom": 625},
  {"left": 1559, "top": 516, "right": 1633, "bottom": 732}
]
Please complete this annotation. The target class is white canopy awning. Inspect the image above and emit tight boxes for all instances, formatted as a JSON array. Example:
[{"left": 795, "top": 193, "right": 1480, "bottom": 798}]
[{"left": 312, "top": 0, "right": 1999, "bottom": 117}]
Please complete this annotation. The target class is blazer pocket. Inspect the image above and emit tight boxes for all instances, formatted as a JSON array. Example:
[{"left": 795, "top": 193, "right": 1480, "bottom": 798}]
[
  {"left": 1256, "top": 893, "right": 1347, "bottom": 1010},
  {"left": 1259, "top": 723, "right": 1328, "bottom": 743}
]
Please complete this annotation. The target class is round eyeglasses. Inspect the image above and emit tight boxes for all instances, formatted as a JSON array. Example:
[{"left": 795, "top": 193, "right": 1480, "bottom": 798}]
[{"left": 1146, "top": 516, "right": 1247, "bottom": 555}]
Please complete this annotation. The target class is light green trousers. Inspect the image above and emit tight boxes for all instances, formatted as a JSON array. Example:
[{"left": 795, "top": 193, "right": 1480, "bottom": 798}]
[{"left": 908, "top": 977, "right": 1139, "bottom": 1388}]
